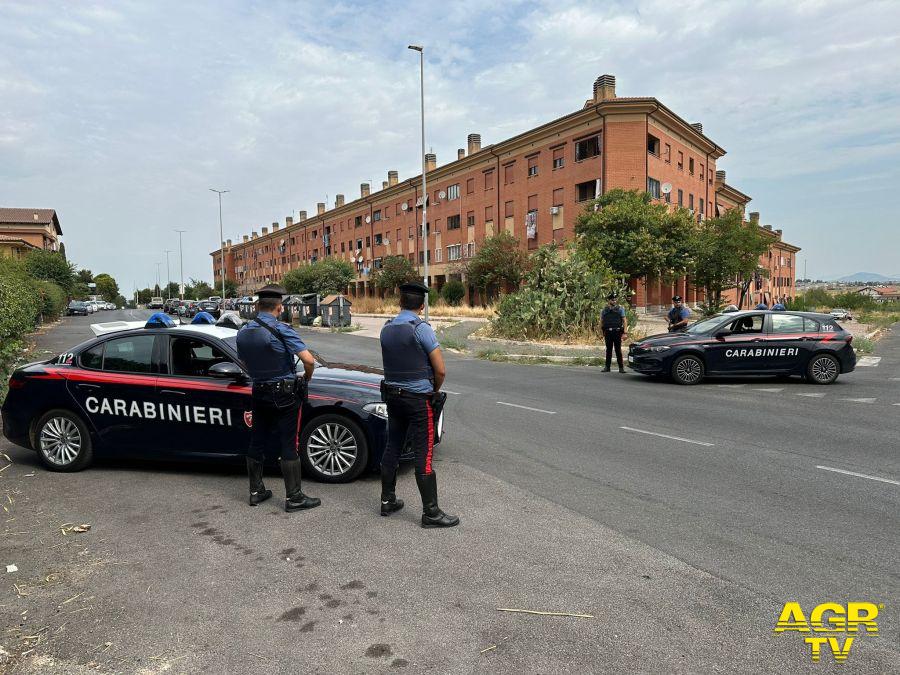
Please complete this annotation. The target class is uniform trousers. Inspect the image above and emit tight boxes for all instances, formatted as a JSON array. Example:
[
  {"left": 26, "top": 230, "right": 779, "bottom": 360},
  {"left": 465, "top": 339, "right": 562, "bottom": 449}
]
[
  {"left": 603, "top": 327, "right": 624, "bottom": 368},
  {"left": 380, "top": 392, "right": 435, "bottom": 476},
  {"left": 248, "top": 390, "right": 302, "bottom": 463}
]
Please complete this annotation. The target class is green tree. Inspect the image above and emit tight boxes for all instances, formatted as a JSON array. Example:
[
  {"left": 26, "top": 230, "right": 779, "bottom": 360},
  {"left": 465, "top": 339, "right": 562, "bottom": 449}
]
[
  {"left": 441, "top": 279, "right": 466, "bottom": 306},
  {"left": 373, "top": 255, "right": 417, "bottom": 293},
  {"left": 59, "top": 242, "right": 67, "bottom": 261},
  {"left": 223, "top": 278, "right": 238, "bottom": 298},
  {"left": 312, "top": 258, "right": 354, "bottom": 295},
  {"left": 283, "top": 265, "right": 319, "bottom": 295},
  {"left": 137, "top": 288, "right": 153, "bottom": 304},
  {"left": 93, "top": 273, "right": 120, "bottom": 303},
  {"left": 24, "top": 249, "right": 76, "bottom": 294},
  {"left": 575, "top": 189, "right": 696, "bottom": 282},
  {"left": 465, "top": 232, "right": 529, "bottom": 302},
  {"left": 186, "top": 278, "right": 214, "bottom": 299},
  {"left": 687, "top": 209, "right": 772, "bottom": 309}
]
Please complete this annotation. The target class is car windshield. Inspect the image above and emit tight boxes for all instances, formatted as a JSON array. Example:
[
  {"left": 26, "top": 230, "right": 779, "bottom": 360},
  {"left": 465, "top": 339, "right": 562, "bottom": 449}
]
[{"left": 684, "top": 315, "right": 727, "bottom": 334}]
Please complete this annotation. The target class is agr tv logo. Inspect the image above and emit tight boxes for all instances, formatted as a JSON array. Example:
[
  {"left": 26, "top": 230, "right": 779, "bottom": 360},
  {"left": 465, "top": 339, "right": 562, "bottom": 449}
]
[{"left": 774, "top": 601, "right": 882, "bottom": 662}]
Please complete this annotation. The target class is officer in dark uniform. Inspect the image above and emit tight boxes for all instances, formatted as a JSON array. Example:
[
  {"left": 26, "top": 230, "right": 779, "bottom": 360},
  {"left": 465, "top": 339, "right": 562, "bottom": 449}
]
[
  {"left": 379, "top": 281, "right": 458, "bottom": 528},
  {"left": 236, "top": 285, "right": 320, "bottom": 512},
  {"left": 667, "top": 295, "right": 692, "bottom": 332},
  {"left": 600, "top": 293, "right": 628, "bottom": 372}
]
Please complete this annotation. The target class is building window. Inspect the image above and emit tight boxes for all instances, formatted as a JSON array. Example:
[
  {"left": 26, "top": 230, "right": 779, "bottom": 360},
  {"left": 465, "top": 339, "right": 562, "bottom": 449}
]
[
  {"left": 447, "top": 244, "right": 462, "bottom": 261},
  {"left": 647, "top": 134, "right": 660, "bottom": 156},
  {"left": 341, "top": 242, "right": 345, "bottom": 253},
  {"left": 434, "top": 189, "right": 441, "bottom": 203},
  {"left": 664, "top": 143, "right": 671, "bottom": 163},
  {"left": 396, "top": 203, "right": 402, "bottom": 216},
  {"left": 689, "top": 194, "right": 694, "bottom": 211},
  {"left": 365, "top": 236, "right": 371, "bottom": 247},
  {"left": 466, "top": 178, "right": 475, "bottom": 194},
  {"left": 576, "top": 179, "right": 600, "bottom": 202},
  {"left": 689, "top": 157, "right": 695, "bottom": 175},
  {"left": 504, "top": 201, "right": 514, "bottom": 218},
  {"left": 700, "top": 164, "right": 704, "bottom": 181},
  {"left": 467, "top": 211, "right": 475, "bottom": 227},
  {"left": 466, "top": 242, "right": 475, "bottom": 258},
  {"left": 485, "top": 205, "right": 493, "bottom": 221},
  {"left": 677, "top": 189, "right": 683, "bottom": 206},
  {"left": 552, "top": 146, "right": 565, "bottom": 169},
  {"left": 434, "top": 247, "right": 442, "bottom": 262},
  {"left": 373, "top": 210, "right": 382, "bottom": 222},
  {"left": 527, "top": 155, "right": 539, "bottom": 177},
  {"left": 374, "top": 233, "right": 383, "bottom": 245},
  {"left": 447, "top": 184, "right": 460, "bottom": 200},
  {"left": 647, "top": 177, "right": 661, "bottom": 199},
  {"left": 504, "top": 163, "right": 515, "bottom": 185},
  {"left": 699, "top": 198, "right": 705, "bottom": 216},
  {"left": 447, "top": 214, "right": 461, "bottom": 230},
  {"left": 664, "top": 191, "right": 671, "bottom": 204},
  {"left": 356, "top": 238, "right": 363, "bottom": 250},
  {"left": 484, "top": 170, "right": 494, "bottom": 190},
  {"left": 677, "top": 151, "right": 684, "bottom": 171},
  {"left": 355, "top": 215, "right": 362, "bottom": 228},
  {"left": 526, "top": 209, "right": 537, "bottom": 245},
  {"left": 575, "top": 135, "right": 601, "bottom": 161},
  {"left": 408, "top": 227, "right": 413, "bottom": 239},
  {"left": 552, "top": 187, "right": 564, "bottom": 206}
]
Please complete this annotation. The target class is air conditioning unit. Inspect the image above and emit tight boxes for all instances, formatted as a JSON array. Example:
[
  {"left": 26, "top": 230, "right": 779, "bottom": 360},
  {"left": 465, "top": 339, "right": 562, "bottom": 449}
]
[{"left": 550, "top": 206, "right": 560, "bottom": 215}]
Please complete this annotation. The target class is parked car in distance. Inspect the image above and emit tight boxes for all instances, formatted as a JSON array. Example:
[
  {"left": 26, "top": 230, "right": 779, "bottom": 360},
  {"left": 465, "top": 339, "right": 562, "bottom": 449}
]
[
  {"left": 830, "top": 308, "right": 852, "bottom": 321},
  {"left": 148, "top": 297, "right": 164, "bottom": 309},
  {"left": 66, "top": 301, "right": 89, "bottom": 316}
]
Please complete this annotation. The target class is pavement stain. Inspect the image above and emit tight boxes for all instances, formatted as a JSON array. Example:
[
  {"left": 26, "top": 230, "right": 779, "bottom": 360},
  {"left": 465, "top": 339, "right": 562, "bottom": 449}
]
[
  {"left": 324, "top": 599, "right": 341, "bottom": 609},
  {"left": 366, "top": 591, "right": 378, "bottom": 598},
  {"left": 299, "top": 621, "right": 316, "bottom": 633},
  {"left": 339, "top": 580, "right": 364, "bottom": 590},
  {"left": 277, "top": 607, "right": 306, "bottom": 622},
  {"left": 280, "top": 547, "right": 297, "bottom": 556},
  {"left": 391, "top": 658, "right": 409, "bottom": 668},
  {"left": 366, "top": 644, "right": 393, "bottom": 658}
]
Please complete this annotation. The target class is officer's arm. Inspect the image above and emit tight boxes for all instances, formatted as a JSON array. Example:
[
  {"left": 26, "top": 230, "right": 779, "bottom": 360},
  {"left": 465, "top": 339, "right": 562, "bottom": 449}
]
[
  {"left": 622, "top": 310, "right": 628, "bottom": 335},
  {"left": 428, "top": 347, "right": 446, "bottom": 392},
  {"left": 297, "top": 349, "right": 315, "bottom": 381}
]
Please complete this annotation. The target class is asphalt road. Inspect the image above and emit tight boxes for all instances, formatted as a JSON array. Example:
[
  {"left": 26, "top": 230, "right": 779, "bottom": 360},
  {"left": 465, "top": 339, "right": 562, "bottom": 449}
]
[{"left": 1, "top": 310, "right": 898, "bottom": 673}]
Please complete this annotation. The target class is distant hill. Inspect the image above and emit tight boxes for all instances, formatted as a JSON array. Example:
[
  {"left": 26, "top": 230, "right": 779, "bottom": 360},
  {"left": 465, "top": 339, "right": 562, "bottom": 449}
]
[{"left": 833, "top": 272, "right": 900, "bottom": 283}]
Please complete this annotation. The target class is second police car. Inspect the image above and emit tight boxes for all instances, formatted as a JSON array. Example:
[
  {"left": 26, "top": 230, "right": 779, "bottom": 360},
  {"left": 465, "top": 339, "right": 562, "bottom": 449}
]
[
  {"left": 1, "top": 315, "right": 436, "bottom": 481},
  {"left": 628, "top": 310, "right": 856, "bottom": 385}
]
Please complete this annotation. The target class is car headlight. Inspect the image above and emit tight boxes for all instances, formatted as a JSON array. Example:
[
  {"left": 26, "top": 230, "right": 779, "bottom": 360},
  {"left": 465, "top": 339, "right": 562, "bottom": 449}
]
[
  {"left": 648, "top": 345, "right": 671, "bottom": 352},
  {"left": 363, "top": 402, "right": 388, "bottom": 419}
]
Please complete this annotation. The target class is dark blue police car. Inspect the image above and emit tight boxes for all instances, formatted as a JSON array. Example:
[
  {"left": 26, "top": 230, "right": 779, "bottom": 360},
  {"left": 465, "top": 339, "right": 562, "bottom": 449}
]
[
  {"left": 628, "top": 310, "right": 856, "bottom": 385},
  {"left": 1, "top": 319, "right": 425, "bottom": 482}
]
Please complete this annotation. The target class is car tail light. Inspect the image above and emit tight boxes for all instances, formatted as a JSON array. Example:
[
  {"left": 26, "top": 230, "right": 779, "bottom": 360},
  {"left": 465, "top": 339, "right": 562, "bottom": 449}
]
[{"left": 8, "top": 377, "right": 25, "bottom": 390}]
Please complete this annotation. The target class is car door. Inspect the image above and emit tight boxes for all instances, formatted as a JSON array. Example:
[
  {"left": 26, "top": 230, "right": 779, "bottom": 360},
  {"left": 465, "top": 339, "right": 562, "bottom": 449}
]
[
  {"left": 765, "top": 313, "right": 812, "bottom": 373},
  {"left": 155, "top": 334, "right": 252, "bottom": 457},
  {"left": 67, "top": 333, "right": 161, "bottom": 451},
  {"left": 704, "top": 314, "right": 766, "bottom": 373}
]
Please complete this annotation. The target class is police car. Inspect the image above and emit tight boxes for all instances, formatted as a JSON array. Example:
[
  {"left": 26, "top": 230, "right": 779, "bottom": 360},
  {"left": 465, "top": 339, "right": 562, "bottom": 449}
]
[
  {"left": 627, "top": 310, "right": 856, "bottom": 385},
  {"left": 1, "top": 316, "right": 433, "bottom": 481}
]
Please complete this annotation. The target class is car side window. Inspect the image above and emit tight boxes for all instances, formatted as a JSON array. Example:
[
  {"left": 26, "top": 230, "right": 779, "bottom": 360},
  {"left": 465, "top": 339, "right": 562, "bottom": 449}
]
[
  {"left": 170, "top": 337, "right": 232, "bottom": 377},
  {"left": 803, "top": 318, "right": 821, "bottom": 332},
  {"left": 727, "top": 315, "right": 764, "bottom": 334},
  {"left": 103, "top": 335, "right": 155, "bottom": 373},
  {"left": 770, "top": 314, "right": 805, "bottom": 334},
  {"left": 80, "top": 343, "right": 104, "bottom": 370}
]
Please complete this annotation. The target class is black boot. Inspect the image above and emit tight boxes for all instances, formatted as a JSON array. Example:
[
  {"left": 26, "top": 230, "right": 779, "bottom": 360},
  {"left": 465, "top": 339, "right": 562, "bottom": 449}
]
[
  {"left": 618, "top": 363, "right": 626, "bottom": 373},
  {"left": 246, "top": 458, "right": 272, "bottom": 506},
  {"left": 380, "top": 466, "right": 404, "bottom": 516},
  {"left": 602, "top": 365, "right": 611, "bottom": 372},
  {"left": 282, "top": 459, "right": 321, "bottom": 512},
  {"left": 415, "top": 472, "right": 459, "bottom": 528}
]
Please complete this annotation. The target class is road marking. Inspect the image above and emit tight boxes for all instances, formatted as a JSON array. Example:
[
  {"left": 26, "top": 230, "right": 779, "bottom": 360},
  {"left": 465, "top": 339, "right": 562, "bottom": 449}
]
[
  {"left": 619, "top": 426, "right": 713, "bottom": 447},
  {"left": 890, "top": 377, "right": 900, "bottom": 381},
  {"left": 753, "top": 388, "right": 784, "bottom": 393},
  {"left": 839, "top": 397, "right": 877, "bottom": 403},
  {"left": 496, "top": 401, "right": 556, "bottom": 415},
  {"left": 856, "top": 356, "right": 881, "bottom": 367},
  {"left": 796, "top": 392, "right": 826, "bottom": 398},
  {"left": 816, "top": 465, "right": 900, "bottom": 487},
  {"left": 442, "top": 390, "right": 461, "bottom": 395},
  {"left": 716, "top": 384, "right": 745, "bottom": 388}
]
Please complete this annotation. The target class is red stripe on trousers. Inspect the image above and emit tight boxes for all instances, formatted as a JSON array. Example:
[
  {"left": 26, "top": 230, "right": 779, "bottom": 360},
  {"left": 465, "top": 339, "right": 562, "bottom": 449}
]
[
  {"left": 425, "top": 402, "right": 434, "bottom": 475},
  {"left": 295, "top": 406, "right": 303, "bottom": 455}
]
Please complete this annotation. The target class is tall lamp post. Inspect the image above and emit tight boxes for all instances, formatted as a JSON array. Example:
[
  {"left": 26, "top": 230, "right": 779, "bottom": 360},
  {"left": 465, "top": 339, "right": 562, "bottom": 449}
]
[
  {"left": 155, "top": 262, "right": 162, "bottom": 296},
  {"left": 174, "top": 230, "right": 186, "bottom": 300},
  {"left": 210, "top": 188, "right": 229, "bottom": 300},
  {"left": 408, "top": 44, "right": 428, "bottom": 321},
  {"left": 164, "top": 249, "right": 172, "bottom": 299}
]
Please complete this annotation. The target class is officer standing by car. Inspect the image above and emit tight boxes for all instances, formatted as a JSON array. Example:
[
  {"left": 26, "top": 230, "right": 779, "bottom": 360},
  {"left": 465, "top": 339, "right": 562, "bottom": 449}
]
[
  {"left": 379, "top": 281, "right": 458, "bottom": 528},
  {"left": 667, "top": 295, "right": 692, "bottom": 332},
  {"left": 236, "top": 285, "right": 320, "bottom": 512},
  {"left": 600, "top": 293, "right": 628, "bottom": 372}
]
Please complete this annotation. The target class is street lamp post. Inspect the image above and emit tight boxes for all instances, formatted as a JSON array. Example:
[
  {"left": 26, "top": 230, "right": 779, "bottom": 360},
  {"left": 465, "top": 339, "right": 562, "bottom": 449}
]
[
  {"left": 164, "top": 249, "right": 172, "bottom": 299},
  {"left": 155, "top": 262, "right": 162, "bottom": 296},
  {"left": 408, "top": 44, "right": 428, "bottom": 321},
  {"left": 210, "top": 189, "right": 229, "bottom": 300},
  {"left": 174, "top": 230, "right": 186, "bottom": 300}
]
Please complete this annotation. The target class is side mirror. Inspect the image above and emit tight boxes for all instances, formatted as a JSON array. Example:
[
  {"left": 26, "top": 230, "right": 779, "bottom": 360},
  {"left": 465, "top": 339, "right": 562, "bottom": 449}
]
[
  {"left": 714, "top": 330, "right": 731, "bottom": 339},
  {"left": 208, "top": 361, "right": 245, "bottom": 380}
]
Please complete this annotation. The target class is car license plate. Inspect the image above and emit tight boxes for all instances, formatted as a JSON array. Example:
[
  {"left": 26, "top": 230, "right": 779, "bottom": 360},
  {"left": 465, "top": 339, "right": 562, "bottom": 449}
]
[{"left": 628, "top": 355, "right": 634, "bottom": 363}]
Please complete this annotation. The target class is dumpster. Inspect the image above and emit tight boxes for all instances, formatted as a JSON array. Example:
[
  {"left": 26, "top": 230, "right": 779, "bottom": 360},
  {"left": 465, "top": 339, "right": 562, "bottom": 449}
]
[
  {"left": 319, "top": 294, "right": 352, "bottom": 328},
  {"left": 280, "top": 294, "right": 300, "bottom": 323},
  {"left": 296, "top": 293, "right": 319, "bottom": 326},
  {"left": 238, "top": 295, "right": 258, "bottom": 320}
]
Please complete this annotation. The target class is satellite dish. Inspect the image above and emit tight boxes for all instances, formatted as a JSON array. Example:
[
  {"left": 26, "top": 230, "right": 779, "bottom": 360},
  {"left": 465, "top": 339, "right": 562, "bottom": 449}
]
[
  {"left": 661, "top": 182, "right": 673, "bottom": 194},
  {"left": 365, "top": 215, "right": 371, "bottom": 223},
  {"left": 401, "top": 202, "right": 409, "bottom": 211},
  {"left": 358, "top": 255, "right": 363, "bottom": 262},
  {"left": 438, "top": 190, "right": 446, "bottom": 199}
]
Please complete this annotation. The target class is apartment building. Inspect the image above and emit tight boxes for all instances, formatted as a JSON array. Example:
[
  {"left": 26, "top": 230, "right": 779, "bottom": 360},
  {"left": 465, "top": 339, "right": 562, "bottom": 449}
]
[
  {"left": 212, "top": 74, "right": 798, "bottom": 309},
  {"left": 0, "top": 208, "right": 62, "bottom": 259}
]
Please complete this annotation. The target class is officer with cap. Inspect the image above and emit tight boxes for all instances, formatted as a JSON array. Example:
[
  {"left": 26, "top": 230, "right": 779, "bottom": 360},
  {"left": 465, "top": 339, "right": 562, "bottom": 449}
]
[
  {"left": 600, "top": 293, "right": 628, "bottom": 373},
  {"left": 379, "top": 281, "right": 458, "bottom": 528},
  {"left": 236, "top": 285, "right": 320, "bottom": 512},
  {"left": 667, "top": 296, "right": 692, "bottom": 332}
]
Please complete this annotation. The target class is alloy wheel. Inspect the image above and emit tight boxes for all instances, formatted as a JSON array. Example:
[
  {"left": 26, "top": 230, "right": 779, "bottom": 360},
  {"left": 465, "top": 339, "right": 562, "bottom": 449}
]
[
  {"left": 676, "top": 358, "right": 702, "bottom": 384},
  {"left": 39, "top": 417, "right": 83, "bottom": 466},
  {"left": 306, "top": 422, "right": 358, "bottom": 477},
  {"left": 811, "top": 356, "right": 838, "bottom": 383}
]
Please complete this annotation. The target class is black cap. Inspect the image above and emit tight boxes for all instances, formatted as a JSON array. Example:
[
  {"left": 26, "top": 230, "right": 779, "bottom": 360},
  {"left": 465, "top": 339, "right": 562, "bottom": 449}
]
[
  {"left": 607, "top": 292, "right": 618, "bottom": 300},
  {"left": 399, "top": 281, "right": 429, "bottom": 295},
  {"left": 257, "top": 284, "right": 287, "bottom": 300},
  {"left": 672, "top": 295, "right": 683, "bottom": 302}
]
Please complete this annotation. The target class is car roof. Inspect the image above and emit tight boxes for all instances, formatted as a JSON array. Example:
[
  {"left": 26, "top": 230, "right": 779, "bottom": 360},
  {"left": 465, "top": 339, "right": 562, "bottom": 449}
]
[{"left": 719, "top": 309, "right": 835, "bottom": 320}]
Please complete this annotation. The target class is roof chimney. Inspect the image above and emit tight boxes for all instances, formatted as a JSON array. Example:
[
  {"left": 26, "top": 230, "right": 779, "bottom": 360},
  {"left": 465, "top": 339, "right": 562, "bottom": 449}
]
[
  {"left": 775, "top": 229, "right": 782, "bottom": 237},
  {"left": 749, "top": 211, "right": 760, "bottom": 223},
  {"left": 317, "top": 202, "right": 326, "bottom": 215},
  {"left": 335, "top": 194, "right": 345, "bottom": 208},
  {"left": 272, "top": 221, "right": 279, "bottom": 232},
  {"left": 763, "top": 224, "right": 772, "bottom": 231},
  {"left": 716, "top": 170, "right": 726, "bottom": 182},
  {"left": 388, "top": 170, "right": 399, "bottom": 186},
  {"left": 425, "top": 153, "right": 436, "bottom": 172},
  {"left": 298, "top": 210, "right": 308, "bottom": 221},
  {"left": 457, "top": 148, "right": 465, "bottom": 160},
  {"left": 251, "top": 231, "right": 258, "bottom": 239},
  {"left": 382, "top": 181, "right": 389, "bottom": 190},
  {"left": 593, "top": 74, "right": 616, "bottom": 102},
  {"left": 261, "top": 226, "right": 268, "bottom": 235},
  {"left": 467, "top": 134, "right": 481, "bottom": 154},
  {"left": 243, "top": 235, "right": 249, "bottom": 242},
  {"left": 690, "top": 122, "right": 703, "bottom": 134},
  {"left": 226, "top": 239, "right": 232, "bottom": 246},
  {"left": 285, "top": 216, "right": 293, "bottom": 228},
  {"left": 361, "top": 183, "right": 370, "bottom": 198}
]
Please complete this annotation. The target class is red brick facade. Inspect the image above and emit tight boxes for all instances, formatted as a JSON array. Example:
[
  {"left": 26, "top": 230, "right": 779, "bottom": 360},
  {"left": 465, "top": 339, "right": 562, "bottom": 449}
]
[{"left": 212, "top": 75, "right": 798, "bottom": 309}]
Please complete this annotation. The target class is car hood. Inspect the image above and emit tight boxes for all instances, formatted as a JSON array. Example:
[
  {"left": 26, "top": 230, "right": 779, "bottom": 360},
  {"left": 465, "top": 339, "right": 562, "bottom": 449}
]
[
  {"left": 635, "top": 332, "right": 704, "bottom": 347},
  {"left": 314, "top": 363, "right": 383, "bottom": 386}
]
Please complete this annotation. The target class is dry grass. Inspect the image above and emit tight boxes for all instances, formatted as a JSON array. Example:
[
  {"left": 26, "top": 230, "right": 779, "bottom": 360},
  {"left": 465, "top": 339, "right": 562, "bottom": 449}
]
[{"left": 349, "top": 295, "right": 496, "bottom": 318}]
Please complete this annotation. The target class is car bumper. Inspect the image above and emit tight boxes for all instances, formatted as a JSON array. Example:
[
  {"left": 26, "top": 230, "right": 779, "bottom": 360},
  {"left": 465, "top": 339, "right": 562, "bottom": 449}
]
[
  {"left": 627, "top": 352, "right": 667, "bottom": 374},
  {"left": 1, "top": 408, "right": 30, "bottom": 449}
]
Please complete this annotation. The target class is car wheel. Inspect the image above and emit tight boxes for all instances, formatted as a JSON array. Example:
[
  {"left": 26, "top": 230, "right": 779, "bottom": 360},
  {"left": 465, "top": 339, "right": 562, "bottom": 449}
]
[
  {"left": 33, "top": 409, "right": 93, "bottom": 472},
  {"left": 807, "top": 354, "right": 840, "bottom": 385},
  {"left": 299, "top": 414, "right": 369, "bottom": 483},
  {"left": 671, "top": 354, "right": 705, "bottom": 385}
]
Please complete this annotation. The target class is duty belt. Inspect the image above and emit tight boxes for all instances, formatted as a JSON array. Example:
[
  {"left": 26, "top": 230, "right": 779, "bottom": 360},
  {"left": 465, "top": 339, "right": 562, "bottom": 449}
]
[
  {"left": 253, "top": 379, "right": 297, "bottom": 395},
  {"left": 381, "top": 382, "right": 432, "bottom": 399}
]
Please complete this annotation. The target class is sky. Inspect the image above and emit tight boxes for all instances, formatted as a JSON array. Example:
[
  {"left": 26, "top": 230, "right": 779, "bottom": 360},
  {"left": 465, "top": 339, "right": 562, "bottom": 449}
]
[{"left": 2, "top": 0, "right": 899, "bottom": 292}]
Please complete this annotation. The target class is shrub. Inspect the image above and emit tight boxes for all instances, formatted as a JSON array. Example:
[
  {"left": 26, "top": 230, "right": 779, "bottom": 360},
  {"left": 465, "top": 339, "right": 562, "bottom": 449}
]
[
  {"left": 34, "top": 280, "right": 67, "bottom": 321},
  {"left": 441, "top": 280, "right": 466, "bottom": 306}
]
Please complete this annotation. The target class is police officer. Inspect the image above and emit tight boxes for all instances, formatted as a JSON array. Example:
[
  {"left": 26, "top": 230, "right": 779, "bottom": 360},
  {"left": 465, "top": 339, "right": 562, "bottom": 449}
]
[
  {"left": 379, "top": 282, "right": 458, "bottom": 528},
  {"left": 236, "top": 285, "right": 320, "bottom": 512},
  {"left": 600, "top": 293, "right": 627, "bottom": 373},
  {"left": 667, "top": 295, "right": 692, "bottom": 332}
]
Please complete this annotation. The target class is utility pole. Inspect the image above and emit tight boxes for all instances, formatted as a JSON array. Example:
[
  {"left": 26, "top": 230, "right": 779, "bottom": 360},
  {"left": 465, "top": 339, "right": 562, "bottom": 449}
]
[
  {"left": 164, "top": 249, "right": 172, "bottom": 299},
  {"left": 210, "top": 189, "right": 229, "bottom": 300},
  {"left": 174, "top": 230, "right": 186, "bottom": 300},
  {"left": 155, "top": 262, "right": 161, "bottom": 296},
  {"left": 408, "top": 44, "right": 429, "bottom": 321}
]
